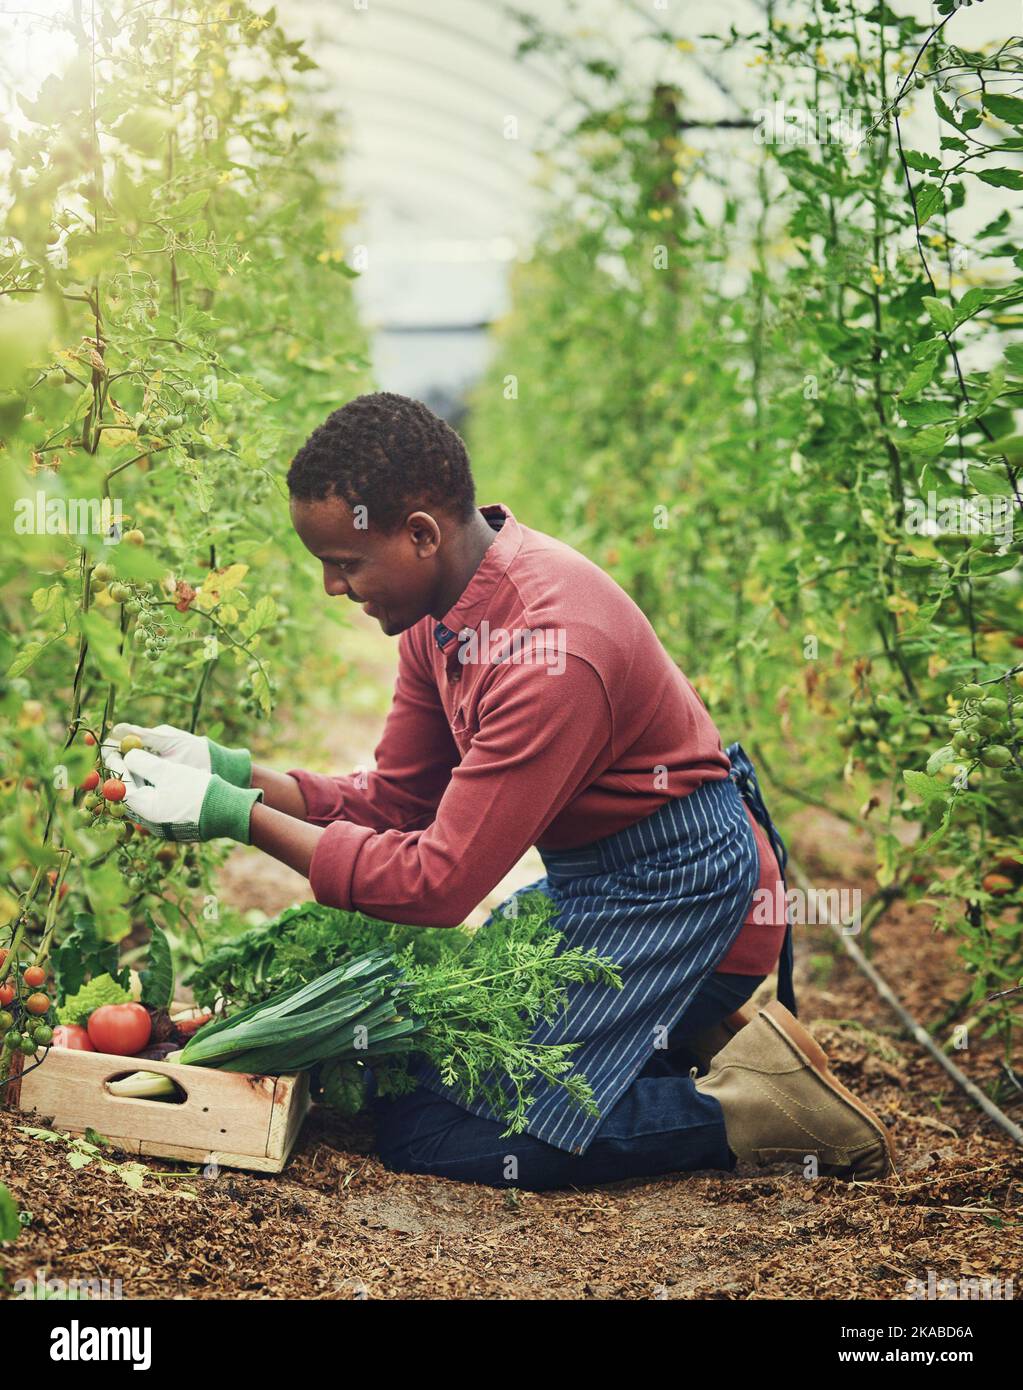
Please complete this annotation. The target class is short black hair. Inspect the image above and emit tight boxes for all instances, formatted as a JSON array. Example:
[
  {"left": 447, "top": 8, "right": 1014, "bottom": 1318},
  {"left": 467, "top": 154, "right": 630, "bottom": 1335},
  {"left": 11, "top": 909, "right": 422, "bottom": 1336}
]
[{"left": 287, "top": 392, "right": 477, "bottom": 533}]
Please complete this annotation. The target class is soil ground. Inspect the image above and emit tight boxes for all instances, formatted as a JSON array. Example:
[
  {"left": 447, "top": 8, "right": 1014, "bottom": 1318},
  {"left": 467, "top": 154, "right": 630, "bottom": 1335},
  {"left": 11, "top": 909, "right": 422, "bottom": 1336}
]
[{"left": 3, "top": 615, "right": 1021, "bottom": 1300}]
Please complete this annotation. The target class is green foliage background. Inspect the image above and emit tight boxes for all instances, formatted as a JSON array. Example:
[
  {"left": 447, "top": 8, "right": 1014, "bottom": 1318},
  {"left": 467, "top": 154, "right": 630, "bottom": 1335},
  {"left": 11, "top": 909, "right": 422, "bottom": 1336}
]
[
  {"left": 469, "top": 4, "right": 1023, "bottom": 1061},
  {"left": 0, "top": 0, "right": 372, "bottom": 1080}
]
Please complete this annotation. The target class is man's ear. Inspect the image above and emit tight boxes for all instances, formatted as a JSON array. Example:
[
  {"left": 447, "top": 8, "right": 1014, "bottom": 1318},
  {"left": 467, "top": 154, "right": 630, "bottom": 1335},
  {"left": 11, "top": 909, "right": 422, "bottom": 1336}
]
[{"left": 407, "top": 511, "right": 442, "bottom": 556}]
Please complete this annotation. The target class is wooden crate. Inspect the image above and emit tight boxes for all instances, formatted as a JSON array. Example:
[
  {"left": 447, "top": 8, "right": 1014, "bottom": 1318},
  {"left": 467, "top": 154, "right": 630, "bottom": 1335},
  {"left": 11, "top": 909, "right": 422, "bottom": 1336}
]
[{"left": 16, "top": 1048, "right": 309, "bottom": 1173}]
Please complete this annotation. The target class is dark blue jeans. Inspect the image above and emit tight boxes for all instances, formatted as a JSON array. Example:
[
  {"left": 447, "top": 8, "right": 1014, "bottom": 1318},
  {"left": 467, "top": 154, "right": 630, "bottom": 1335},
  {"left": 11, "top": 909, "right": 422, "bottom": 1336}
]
[{"left": 372, "top": 971, "right": 765, "bottom": 1192}]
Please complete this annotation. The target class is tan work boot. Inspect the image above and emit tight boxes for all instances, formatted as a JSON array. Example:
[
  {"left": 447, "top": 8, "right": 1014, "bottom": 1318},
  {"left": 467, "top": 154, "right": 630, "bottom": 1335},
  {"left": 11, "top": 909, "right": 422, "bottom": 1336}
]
[
  {"left": 682, "top": 1002, "right": 758, "bottom": 1073},
  {"left": 694, "top": 1002, "right": 896, "bottom": 1180}
]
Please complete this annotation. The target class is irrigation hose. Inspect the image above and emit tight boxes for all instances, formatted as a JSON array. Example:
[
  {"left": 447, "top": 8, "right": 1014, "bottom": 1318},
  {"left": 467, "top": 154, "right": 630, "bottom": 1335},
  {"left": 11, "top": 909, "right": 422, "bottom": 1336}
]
[{"left": 786, "top": 856, "right": 1023, "bottom": 1148}]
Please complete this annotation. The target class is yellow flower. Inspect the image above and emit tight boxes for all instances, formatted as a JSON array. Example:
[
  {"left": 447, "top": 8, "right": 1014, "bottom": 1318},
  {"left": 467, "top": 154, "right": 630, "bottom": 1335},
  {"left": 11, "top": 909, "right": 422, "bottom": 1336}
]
[{"left": 675, "top": 39, "right": 694, "bottom": 53}]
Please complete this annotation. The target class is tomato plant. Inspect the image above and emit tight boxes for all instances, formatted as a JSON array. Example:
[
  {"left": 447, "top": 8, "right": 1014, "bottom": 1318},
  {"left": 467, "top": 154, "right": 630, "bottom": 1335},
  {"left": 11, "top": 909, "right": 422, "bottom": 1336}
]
[
  {"left": 0, "top": 0, "right": 372, "bottom": 1092},
  {"left": 470, "top": 5, "right": 1023, "bottom": 1062}
]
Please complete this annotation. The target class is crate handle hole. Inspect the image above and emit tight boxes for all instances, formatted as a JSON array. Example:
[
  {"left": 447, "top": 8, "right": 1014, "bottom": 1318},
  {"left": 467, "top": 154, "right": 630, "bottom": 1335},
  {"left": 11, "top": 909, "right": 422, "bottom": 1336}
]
[{"left": 103, "top": 1072, "right": 188, "bottom": 1105}]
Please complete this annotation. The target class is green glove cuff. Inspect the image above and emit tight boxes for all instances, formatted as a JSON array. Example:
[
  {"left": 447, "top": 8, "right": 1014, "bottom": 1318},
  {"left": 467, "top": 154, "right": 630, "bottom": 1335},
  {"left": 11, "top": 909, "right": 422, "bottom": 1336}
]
[
  {"left": 207, "top": 738, "right": 252, "bottom": 789},
  {"left": 199, "top": 775, "right": 264, "bottom": 844}
]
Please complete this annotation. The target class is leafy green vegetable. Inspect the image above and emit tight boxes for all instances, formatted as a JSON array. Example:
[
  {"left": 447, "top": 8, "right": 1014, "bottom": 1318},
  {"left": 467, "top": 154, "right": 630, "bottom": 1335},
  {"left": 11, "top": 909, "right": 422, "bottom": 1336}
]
[
  {"left": 139, "top": 916, "right": 174, "bottom": 1010},
  {"left": 50, "top": 915, "right": 129, "bottom": 1005},
  {"left": 57, "top": 973, "right": 132, "bottom": 1027},
  {"left": 183, "top": 892, "right": 621, "bottom": 1136},
  {"left": 180, "top": 949, "right": 421, "bottom": 1072},
  {"left": 187, "top": 901, "right": 464, "bottom": 1012}
]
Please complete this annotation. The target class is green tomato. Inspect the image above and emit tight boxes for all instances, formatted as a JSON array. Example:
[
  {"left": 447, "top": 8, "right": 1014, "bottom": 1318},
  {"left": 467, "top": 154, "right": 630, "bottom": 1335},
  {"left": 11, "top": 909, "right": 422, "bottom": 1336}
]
[
  {"left": 162, "top": 413, "right": 184, "bottom": 431},
  {"left": 981, "top": 745, "right": 1012, "bottom": 768},
  {"left": 980, "top": 697, "right": 1008, "bottom": 716},
  {"left": 32, "top": 1023, "right": 53, "bottom": 1046},
  {"left": 92, "top": 562, "right": 115, "bottom": 583},
  {"left": 18, "top": 1036, "right": 37, "bottom": 1055},
  {"left": 109, "top": 583, "right": 132, "bottom": 604},
  {"left": 962, "top": 683, "right": 985, "bottom": 700},
  {"left": 181, "top": 388, "right": 201, "bottom": 405},
  {"left": 0, "top": 1010, "right": 13, "bottom": 1033}
]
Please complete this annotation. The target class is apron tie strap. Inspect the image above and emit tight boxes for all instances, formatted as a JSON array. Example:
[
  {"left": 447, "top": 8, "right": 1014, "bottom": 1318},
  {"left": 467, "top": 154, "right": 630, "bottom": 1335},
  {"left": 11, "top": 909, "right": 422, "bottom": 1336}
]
[{"left": 726, "top": 742, "right": 797, "bottom": 1016}]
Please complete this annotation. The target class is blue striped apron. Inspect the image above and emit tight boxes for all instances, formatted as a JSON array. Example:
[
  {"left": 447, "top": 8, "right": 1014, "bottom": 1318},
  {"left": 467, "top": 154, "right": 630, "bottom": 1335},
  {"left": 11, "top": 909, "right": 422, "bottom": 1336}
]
[{"left": 418, "top": 742, "right": 794, "bottom": 1155}]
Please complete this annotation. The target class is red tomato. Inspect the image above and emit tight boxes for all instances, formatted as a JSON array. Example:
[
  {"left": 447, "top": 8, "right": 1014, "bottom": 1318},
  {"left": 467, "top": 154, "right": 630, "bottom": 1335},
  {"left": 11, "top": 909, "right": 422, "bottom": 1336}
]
[
  {"left": 84, "top": 732, "right": 96, "bottom": 745},
  {"left": 81, "top": 770, "right": 100, "bottom": 792},
  {"left": 25, "top": 992, "right": 51, "bottom": 1015},
  {"left": 23, "top": 965, "right": 46, "bottom": 988},
  {"left": 45, "top": 871, "right": 69, "bottom": 901},
  {"left": 53, "top": 1024, "right": 95, "bottom": 1051},
  {"left": 0, "top": 982, "right": 15, "bottom": 1007},
  {"left": 87, "top": 1003, "right": 152, "bottom": 1056},
  {"left": 982, "top": 873, "right": 1015, "bottom": 898},
  {"left": 101, "top": 778, "right": 127, "bottom": 802}
]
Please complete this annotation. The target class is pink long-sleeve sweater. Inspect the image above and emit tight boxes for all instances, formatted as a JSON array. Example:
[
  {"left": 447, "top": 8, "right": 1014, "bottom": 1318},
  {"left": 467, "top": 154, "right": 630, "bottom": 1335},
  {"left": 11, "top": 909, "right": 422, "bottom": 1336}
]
[{"left": 288, "top": 504, "right": 786, "bottom": 975}]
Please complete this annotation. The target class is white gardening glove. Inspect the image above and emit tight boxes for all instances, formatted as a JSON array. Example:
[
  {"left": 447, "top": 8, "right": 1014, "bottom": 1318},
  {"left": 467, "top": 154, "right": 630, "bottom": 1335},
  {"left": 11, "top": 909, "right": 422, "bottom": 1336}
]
[
  {"left": 106, "top": 722, "right": 252, "bottom": 787},
  {"left": 104, "top": 748, "right": 262, "bottom": 844}
]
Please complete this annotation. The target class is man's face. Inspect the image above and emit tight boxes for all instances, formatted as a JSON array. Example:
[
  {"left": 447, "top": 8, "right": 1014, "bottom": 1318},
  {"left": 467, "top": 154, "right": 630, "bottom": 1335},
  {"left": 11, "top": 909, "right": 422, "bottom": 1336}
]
[{"left": 290, "top": 494, "right": 442, "bottom": 636}]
